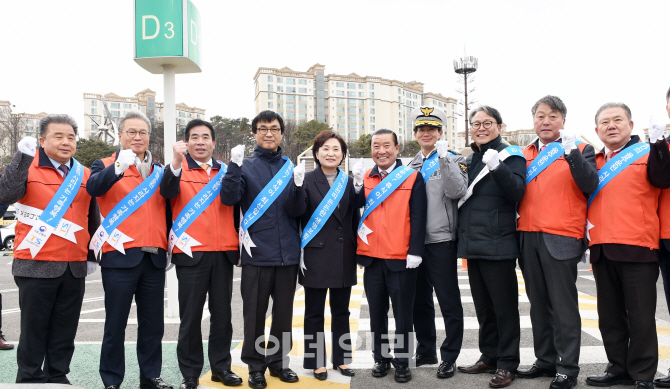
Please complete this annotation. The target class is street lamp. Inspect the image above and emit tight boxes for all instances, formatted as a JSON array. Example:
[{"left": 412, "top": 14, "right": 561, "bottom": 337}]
[{"left": 454, "top": 56, "right": 478, "bottom": 147}]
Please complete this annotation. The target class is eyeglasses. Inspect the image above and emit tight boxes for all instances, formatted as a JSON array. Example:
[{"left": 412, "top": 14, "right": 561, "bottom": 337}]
[
  {"left": 122, "top": 130, "right": 150, "bottom": 138},
  {"left": 470, "top": 120, "right": 496, "bottom": 130},
  {"left": 257, "top": 127, "right": 281, "bottom": 135}
]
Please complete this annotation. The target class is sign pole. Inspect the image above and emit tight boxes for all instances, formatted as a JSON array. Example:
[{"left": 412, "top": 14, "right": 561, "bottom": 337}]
[{"left": 163, "top": 64, "right": 179, "bottom": 318}]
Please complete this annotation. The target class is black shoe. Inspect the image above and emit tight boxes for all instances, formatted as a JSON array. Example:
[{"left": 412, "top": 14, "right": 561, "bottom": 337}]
[
  {"left": 269, "top": 367, "right": 299, "bottom": 383},
  {"left": 211, "top": 370, "right": 243, "bottom": 386},
  {"left": 313, "top": 369, "right": 328, "bottom": 381},
  {"left": 179, "top": 377, "right": 198, "bottom": 389},
  {"left": 655, "top": 371, "right": 670, "bottom": 388},
  {"left": 413, "top": 353, "right": 439, "bottom": 367},
  {"left": 395, "top": 366, "right": 412, "bottom": 383},
  {"left": 585, "top": 371, "right": 634, "bottom": 386},
  {"left": 334, "top": 364, "right": 355, "bottom": 377},
  {"left": 517, "top": 363, "right": 557, "bottom": 379},
  {"left": 550, "top": 374, "right": 577, "bottom": 389},
  {"left": 104, "top": 386, "right": 120, "bottom": 389},
  {"left": 634, "top": 381, "right": 653, "bottom": 389},
  {"left": 248, "top": 372, "right": 266, "bottom": 389},
  {"left": 139, "top": 378, "right": 173, "bottom": 389},
  {"left": 372, "top": 361, "right": 391, "bottom": 377},
  {"left": 437, "top": 361, "right": 455, "bottom": 379}
]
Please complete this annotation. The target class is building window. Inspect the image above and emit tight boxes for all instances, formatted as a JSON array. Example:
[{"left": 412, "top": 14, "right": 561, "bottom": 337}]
[
  {"left": 336, "top": 90, "right": 344, "bottom": 96},
  {"left": 348, "top": 124, "right": 356, "bottom": 131},
  {"left": 268, "top": 102, "right": 274, "bottom": 109},
  {"left": 286, "top": 87, "right": 296, "bottom": 93},
  {"left": 347, "top": 108, "right": 356, "bottom": 114},
  {"left": 369, "top": 108, "right": 375, "bottom": 114},
  {"left": 268, "top": 75, "right": 273, "bottom": 82},
  {"left": 277, "top": 94, "right": 283, "bottom": 100},
  {"left": 286, "top": 95, "right": 296, "bottom": 102},
  {"left": 337, "top": 124, "right": 345, "bottom": 130},
  {"left": 359, "top": 108, "right": 365, "bottom": 114},
  {"left": 299, "top": 96, "right": 308, "bottom": 101},
  {"left": 123, "top": 103, "right": 132, "bottom": 109},
  {"left": 358, "top": 100, "right": 365, "bottom": 106},
  {"left": 348, "top": 100, "right": 356, "bottom": 106},
  {"left": 111, "top": 102, "right": 120, "bottom": 109},
  {"left": 348, "top": 116, "right": 356, "bottom": 123},
  {"left": 286, "top": 78, "right": 295, "bottom": 85},
  {"left": 369, "top": 84, "right": 375, "bottom": 90},
  {"left": 359, "top": 83, "right": 365, "bottom": 89},
  {"left": 337, "top": 107, "right": 345, "bottom": 113},
  {"left": 369, "top": 92, "right": 375, "bottom": 98},
  {"left": 299, "top": 79, "right": 307, "bottom": 84},
  {"left": 370, "top": 100, "right": 375, "bottom": 106},
  {"left": 336, "top": 82, "right": 345, "bottom": 87},
  {"left": 347, "top": 91, "right": 356, "bottom": 97},
  {"left": 112, "top": 110, "right": 120, "bottom": 117},
  {"left": 267, "top": 93, "right": 273, "bottom": 99},
  {"left": 360, "top": 124, "right": 365, "bottom": 130},
  {"left": 371, "top": 125, "right": 376, "bottom": 131},
  {"left": 370, "top": 117, "right": 375, "bottom": 123},
  {"left": 358, "top": 92, "right": 364, "bottom": 97},
  {"left": 91, "top": 108, "right": 97, "bottom": 115},
  {"left": 299, "top": 113, "right": 307, "bottom": 119},
  {"left": 347, "top": 83, "right": 356, "bottom": 89},
  {"left": 268, "top": 84, "right": 273, "bottom": 91},
  {"left": 91, "top": 100, "right": 97, "bottom": 106},
  {"left": 278, "top": 103, "right": 284, "bottom": 109},
  {"left": 91, "top": 124, "right": 97, "bottom": 132},
  {"left": 298, "top": 88, "right": 307, "bottom": 93},
  {"left": 277, "top": 77, "right": 283, "bottom": 83},
  {"left": 277, "top": 86, "right": 284, "bottom": 92},
  {"left": 286, "top": 104, "right": 295, "bottom": 111},
  {"left": 337, "top": 115, "right": 345, "bottom": 121},
  {"left": 299, "top": 104, "right": 307, "bottom": 110},
  {"left": 337, "top": 99, "right": 345, "bottom": 104},
  {"left": 286, "top": 112, "right": 295, "bottom": 119}
]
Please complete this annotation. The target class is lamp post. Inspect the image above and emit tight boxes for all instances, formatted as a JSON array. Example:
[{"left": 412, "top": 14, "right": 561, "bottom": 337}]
[{"left": 454, "top": 56, "right": 478, "bottom": 147}]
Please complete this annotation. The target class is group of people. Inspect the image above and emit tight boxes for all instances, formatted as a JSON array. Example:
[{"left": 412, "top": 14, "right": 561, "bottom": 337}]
[{"left": 1, "top": 87, "right": 670, "bottom": 389}]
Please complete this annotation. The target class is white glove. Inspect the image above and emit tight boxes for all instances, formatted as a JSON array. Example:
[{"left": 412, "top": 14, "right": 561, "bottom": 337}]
[
  {"left": 482, "top": 149, "right": 500, "bottom": 171},
  {"left": 114, "top": 149, "right": 137, "bottom": 175},
  {"left": 352, "top": 159, "right": 365, "bottom": 187},
  {"left": 231, "top": 144, "right": 245, "bottom": 167},
  {"left": 293, "top": 160, "right": 306, "bottom": 187},
  {"left": 435, "top": 140, "right": 450, "bottom": 159},
  {"left": 18, "top": 136, "right": 37, "bottom": 156},
  {"left": 560, "top": 130, "right": 577, "bottom": 155},
  {"left": 649, "top": 115, "right": 667, "bottom": 143},
  {"left": 87, "top": 262, "right": 97, "bottom": 275},
  {"left": 406, "top": 254, "right": 422, "bottom": 269}
]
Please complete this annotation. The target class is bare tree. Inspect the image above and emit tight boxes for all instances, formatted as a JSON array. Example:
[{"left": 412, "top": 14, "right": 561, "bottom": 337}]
[{"left": 0, "top": 109, "right": 26, "bottom": 157}]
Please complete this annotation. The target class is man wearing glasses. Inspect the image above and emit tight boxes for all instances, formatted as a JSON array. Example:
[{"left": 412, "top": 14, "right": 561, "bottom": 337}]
[
  {"left": 87, "top": 111, "right": 173, "bottom": 389},
  {"left": 221, "top": 110, "right": 301, "bottom": 389}
]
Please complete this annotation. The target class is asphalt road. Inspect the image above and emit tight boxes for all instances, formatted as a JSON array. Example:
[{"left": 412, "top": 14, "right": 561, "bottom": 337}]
[{"left": 1, "top": 253, "right": 670, "bottom": 389}]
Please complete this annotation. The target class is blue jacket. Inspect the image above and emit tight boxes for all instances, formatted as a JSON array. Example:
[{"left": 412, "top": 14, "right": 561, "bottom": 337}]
[{"left": 220, "top": 146, "right": 300, "bottom": 266}]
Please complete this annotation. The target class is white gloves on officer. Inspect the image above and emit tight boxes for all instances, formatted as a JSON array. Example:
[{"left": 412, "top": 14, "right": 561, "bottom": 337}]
[
  {"left": 231, "top": 144, "right": 245, "bottom": 167},
  {"left": 114, "top": 149, "right": 137, "bottom": 176},
  {"left": 482, "top": 149, "right": 500, "bottom": 171},
  {"left": 560, "top": 129, "right": 577, "bottom": 155},
  {"left": 87, "top": 262, "right": 97, "bottom": 275},
  {"left": 649, "top": 115, "right": 667, "bottom": 144},
  {"left": 352, "top": 159, "right": 365, "bottom": 192},
  {"left": 435, "top": 140, "right": 450, "bottom": 159},
  {"left": 18, "top": 136, "right": 37, "bottom": 156},
  {"left": 406, "top": 254, "right": 422, "bottom": 269},
  {"left": 293, "top": 160, "right": 306, "bottom": 187}
]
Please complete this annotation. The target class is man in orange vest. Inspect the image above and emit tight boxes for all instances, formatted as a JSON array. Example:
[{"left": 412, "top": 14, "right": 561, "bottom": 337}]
[
  {"left": 356, "top": 129, "right": 427, "bottom": 384},
  {"left": 584, "top": 103, "right": 670, "bottom": 389},
  {"left": 653, "top": 87, "right": 670, "bottom": 388},
  {"left": 515, "top": 96, "right": 598, "bottom": 389},
  {"left": 160, "top": 119, "right": 242, "bottom": 389},
  {"left": 0, "top": 114, "right": 99, "bottom": 383},
  {"left": 87, "top": 111, "right": 172, "bottom": 389}
]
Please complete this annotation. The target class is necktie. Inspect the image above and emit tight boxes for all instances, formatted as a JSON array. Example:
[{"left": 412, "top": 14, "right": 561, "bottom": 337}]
[
  {"left": 539, "top": 145, "right": 546, "bottom": 153},
  {"left": 201, "top": 163, "right": 210, "bottom": 178},
  {"left": 380, "top": 170, "right": 388, "bottom": 179},
  {"left": 606, "top": 150, "right": 614, "bottom": 162},
  {"left": 58, "top": 164, "right": 69, "bottom": 177}
]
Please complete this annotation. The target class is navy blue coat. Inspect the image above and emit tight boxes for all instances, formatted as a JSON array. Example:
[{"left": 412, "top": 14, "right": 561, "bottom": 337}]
[{"left": 220, "top": 146, "right": 300, "bottom": 266}]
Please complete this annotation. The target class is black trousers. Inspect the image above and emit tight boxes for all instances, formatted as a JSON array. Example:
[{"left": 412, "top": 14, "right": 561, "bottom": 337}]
[
  {"left": 176, "top": 252, "right": 234, "bottom": 378},
  {"left": 364, "top": 258, "right": 417, "bottom": 368},
  {"left": 520, "top": 232, "right": 581, "bottom": 377},
  {"left": 0, "top": 292, "right": 3, "bottom": 335},
  {"left": 659, "top": 242, "right": 670, "bottom": 316},
  {"left": 303, "top": 286, "right": 352, "bottom": 369},
  {"left": 592, "top": 255, "right": 659, "bottom": 381},
  {"left": 413, "top": 241, "right": 463, "bottom": 364},
  {"left": 14, "top": 266, "right": 85, "bottom": 383},
  {"left": 100, "top": 254, "right": 165, "bottom": 386},
  {"left": 467, "top": 258, "right": 520, "bottom": 371},
  {"left": 240, "top": 264, "right": 298, "bottom": 373}
]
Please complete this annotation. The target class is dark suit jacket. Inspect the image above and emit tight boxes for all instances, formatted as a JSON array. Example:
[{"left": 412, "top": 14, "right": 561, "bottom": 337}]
[
  {"left": 87, "top": 151, "right": 170, "bottom": 269},
  {"left": 285, "top": 166, "right": 361, "bottom": 289}
]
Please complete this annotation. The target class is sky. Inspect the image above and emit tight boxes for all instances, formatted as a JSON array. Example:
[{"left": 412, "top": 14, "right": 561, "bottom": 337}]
[{"left": 2, "top": 0, "right": 669, "bottom": 147}]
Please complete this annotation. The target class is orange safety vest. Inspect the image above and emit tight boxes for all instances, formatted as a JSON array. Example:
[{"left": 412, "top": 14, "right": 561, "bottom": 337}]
[
  {"left": 587, "top": 146, "right": 660, "bottom": 249},
  {"left": 169, "top": 159, "right": 238, "bottom": 253},
  {"left": 97, "top": 153, "right": 167, "bottom": 253},
  {"left": 356, "top": 168, "right": 418, "bottom": 260},
  {"left": 517, "top": 142, "right": 589, "bottom": 239},
  {"left": 14, "top": 150, "right": 92, "bottom": 261}
]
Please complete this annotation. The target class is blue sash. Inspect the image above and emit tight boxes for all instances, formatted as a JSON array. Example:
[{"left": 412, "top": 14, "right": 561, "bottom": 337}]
[
  {"left": 526, "top": 141, "right": 584, "bottom": 184},
  {"left": 420, "top": 151, "right": 455, "bottom": 183},
  {"left": 169, "top": 163, "right": 227, "bottom": 256},
  {"left": 16, "top": 158, "right": 85, "bottom": 257},
  {"left": 301, "top": 169, "right": 348, "bottom": 248},
  {"left": 587, "top": 143, "right": 650, "bottom": 208},
  {"left": 90, "top": 165, "right": 163, "bottom": 255},
  {"left": 239, "top": 157, "right": 294, "bottom": 256},
  {"left": 357, "top": 166, "right": 415, "bottom": 243}
]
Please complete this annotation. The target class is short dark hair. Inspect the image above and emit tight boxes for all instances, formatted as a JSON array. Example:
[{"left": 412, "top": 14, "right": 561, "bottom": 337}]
[
  {"left": 469, "top": 106, "right": 503, "bottom": 125},
  {"left": 312, "top": 130, "right": 347, "bottom": 166},
  {"left": 185, "top": 119, "right": 215, "bottom": 141},
  {"left": 40, "top": 114, "right": 78, "bottom": 138},
  {"left": 371, "top": 129, "right": 398, "bottom": 146},
  {"left": 532, "top": 95, "right": 567, "bottom": 119},
  {"left": 666, "top": 87, "right": 670, "bottom": 103},
  {"left": 594, "top": 102, "right": 632, "bottom": 124},
  {"left": 251, "top": 110, "right": 284, "bottom": 134}
]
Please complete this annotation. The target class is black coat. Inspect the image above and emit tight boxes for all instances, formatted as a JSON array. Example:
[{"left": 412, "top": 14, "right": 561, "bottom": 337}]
[
  {"left": 457, "top": 135, "right": 526, "bottom": 260},
  {"left": 285, "top": 166, "right": 360, "bottom": 289}
]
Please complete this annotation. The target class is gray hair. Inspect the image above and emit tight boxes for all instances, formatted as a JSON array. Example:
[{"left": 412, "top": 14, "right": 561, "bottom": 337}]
[
  {"left": 532, "top": 95, "right": 567, "bottom": 119},
  {"left": 39, "top": 114, "right": 78, "bottom": 138},
  {"left": 594, "top": 102, "right": 632, "bottom": 124},
  {"left": 118, "top": 110, "right": 151, "bottom": 133},
  {"left": 469, "top": 105, "right": 503, "bottom": 126}
]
